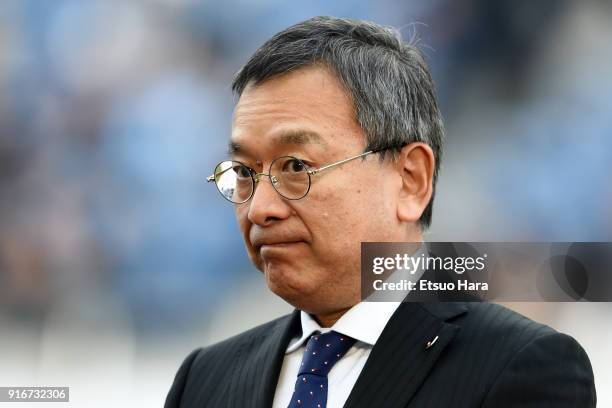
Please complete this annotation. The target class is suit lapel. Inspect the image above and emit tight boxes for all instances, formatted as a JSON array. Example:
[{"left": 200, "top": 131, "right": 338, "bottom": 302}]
[
  {"left": 344, "top": 302, "right": 467, "bottom": 408},
  {"left": 247, "top": 309, "right": 301, "bottom": 408}
]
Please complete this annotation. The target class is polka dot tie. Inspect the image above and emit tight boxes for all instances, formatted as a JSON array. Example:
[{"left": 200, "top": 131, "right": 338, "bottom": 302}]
[{"left": 287, "top": 331, "right": 357, "bottom": 408}]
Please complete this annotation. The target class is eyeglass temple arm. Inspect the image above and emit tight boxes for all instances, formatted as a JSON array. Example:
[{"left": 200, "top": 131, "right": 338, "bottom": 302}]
[
  {"left": 207, "top": 165, "right": 237, "bottom": 182},
  {"left": 308, "top": 150, "right": 378, "bottom": 176}
]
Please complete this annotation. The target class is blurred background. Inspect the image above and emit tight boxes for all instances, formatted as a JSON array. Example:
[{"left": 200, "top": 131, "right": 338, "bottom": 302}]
[{"left": 0, "top": 0, "right": 610, "bottom": 406}]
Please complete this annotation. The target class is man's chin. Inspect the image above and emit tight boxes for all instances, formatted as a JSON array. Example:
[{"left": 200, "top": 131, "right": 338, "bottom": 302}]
[
  {"left": 263, "top": 264, "right": 316, "bottom": 304},
  {"left": 262, "top": 263, "right": 360, "bottom": 320}
]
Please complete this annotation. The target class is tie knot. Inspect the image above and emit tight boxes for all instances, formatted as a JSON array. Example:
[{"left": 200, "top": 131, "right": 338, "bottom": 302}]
[{"left": 298, "top": 331, "right": 356, "bottom": 377}]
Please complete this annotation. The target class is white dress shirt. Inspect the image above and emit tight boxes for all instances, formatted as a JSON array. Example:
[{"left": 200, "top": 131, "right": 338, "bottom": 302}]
[{"left": 272, "top": 301, "right": 401, "bottom": 408}]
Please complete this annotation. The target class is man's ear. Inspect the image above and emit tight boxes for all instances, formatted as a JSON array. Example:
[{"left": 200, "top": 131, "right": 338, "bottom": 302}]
[{"left": 396, "top": 142, "right": 435, "bottom": 224}]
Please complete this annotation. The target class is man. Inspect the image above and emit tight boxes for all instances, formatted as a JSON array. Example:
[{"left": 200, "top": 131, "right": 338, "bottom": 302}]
[{"left": 165, "top": 16, "right": 596, "bottom": 407}]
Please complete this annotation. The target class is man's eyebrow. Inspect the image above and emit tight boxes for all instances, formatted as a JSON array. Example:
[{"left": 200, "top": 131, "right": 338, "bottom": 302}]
[
  {"left": 228, "top": 141, "right": 241, "bottom": 156},
  {"left": 274, "top": 130, "right": 327, "bottom": 146},
  {"left": 228, "top": 130, "right": 327, "bottom": 156}
]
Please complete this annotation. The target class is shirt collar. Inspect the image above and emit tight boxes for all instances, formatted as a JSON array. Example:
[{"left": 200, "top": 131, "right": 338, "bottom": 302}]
[{"left": 286, "top": 301, "right": 401, "bottom": 353}]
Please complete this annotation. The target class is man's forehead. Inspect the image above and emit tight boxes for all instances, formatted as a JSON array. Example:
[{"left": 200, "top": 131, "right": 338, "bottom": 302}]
[
  {"left": 232, "top": 66, "right": 353, "bottom": 122},
  {"left": 229, "top": 66, "right": 364, "bottom": 157},
  {"left": 228, "top": 129, "right": 328, "bottom": 155}
]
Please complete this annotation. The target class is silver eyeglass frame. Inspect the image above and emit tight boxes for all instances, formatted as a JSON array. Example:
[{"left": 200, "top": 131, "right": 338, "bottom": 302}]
[{"left": 207, "top": 149, "right": 382, "bottom": 203}]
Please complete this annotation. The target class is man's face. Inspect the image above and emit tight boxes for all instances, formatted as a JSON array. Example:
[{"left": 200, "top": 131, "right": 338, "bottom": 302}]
[{"left": 231, "top": 66, "right": 403, "bottom": 314}]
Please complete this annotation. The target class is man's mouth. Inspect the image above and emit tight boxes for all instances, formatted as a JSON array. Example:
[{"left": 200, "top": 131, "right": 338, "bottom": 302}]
[
  {"left": 250, "top": 235, "right": 307, "bottom": 253},
  {"left": 259, "top": 241, "right": 303, "bottom": 249},
  {"left": 255, "top": 240, "right": 304, "bottom": 250}
]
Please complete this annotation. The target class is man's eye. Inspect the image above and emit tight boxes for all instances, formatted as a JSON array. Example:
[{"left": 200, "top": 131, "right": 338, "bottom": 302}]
[
  {"left": 233, "top": 165, "right": 251, "bottom": 178},
  {"left": 282, "top": 158, "right": 306, "bottom": 173}
]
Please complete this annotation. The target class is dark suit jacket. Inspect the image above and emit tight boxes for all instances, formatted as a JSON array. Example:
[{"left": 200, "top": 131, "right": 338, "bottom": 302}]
[{"left": 165, "top": 302, "right": 596, "bottom": 407}]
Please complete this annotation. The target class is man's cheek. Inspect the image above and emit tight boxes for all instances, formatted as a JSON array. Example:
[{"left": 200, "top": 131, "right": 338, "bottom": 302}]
[{"left": 235, "top": 212, "right": 250, "bottom": 237}]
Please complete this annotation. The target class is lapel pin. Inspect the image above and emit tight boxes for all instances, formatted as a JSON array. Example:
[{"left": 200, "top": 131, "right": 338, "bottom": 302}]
[{"left": 425, "top": 335, "right": 439, "bottom": 350}]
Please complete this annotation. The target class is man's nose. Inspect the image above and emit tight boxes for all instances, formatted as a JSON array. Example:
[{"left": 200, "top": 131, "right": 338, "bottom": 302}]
[{"left": 247, "top": 175, "right": 292, "bottom": 226}]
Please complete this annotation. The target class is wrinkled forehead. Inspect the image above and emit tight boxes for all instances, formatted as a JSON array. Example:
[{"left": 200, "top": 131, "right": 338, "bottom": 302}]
[
  {"left": 228, "top": 129, "right": 328, "bottom": 156},
  {"left": 229, "top": 67, "right": 365, "bottom": 159}
]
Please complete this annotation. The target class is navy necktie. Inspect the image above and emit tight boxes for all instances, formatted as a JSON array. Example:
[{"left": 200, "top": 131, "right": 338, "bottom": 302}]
[{"left": 287, "top": 331, "right": 357, "bottom": 408}]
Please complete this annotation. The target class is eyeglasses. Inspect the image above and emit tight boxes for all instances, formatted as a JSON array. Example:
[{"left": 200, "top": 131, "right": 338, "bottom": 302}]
[{"left": 207, "top": 149, "right": 382, "bottom": 204}]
